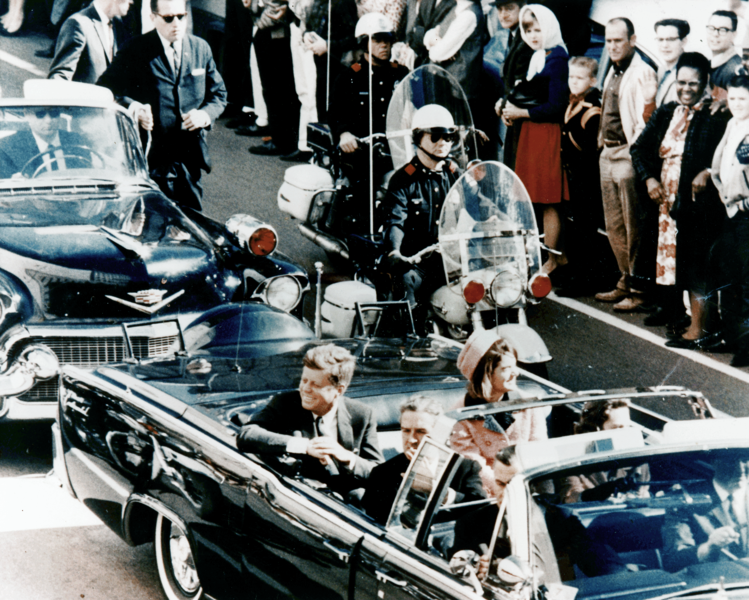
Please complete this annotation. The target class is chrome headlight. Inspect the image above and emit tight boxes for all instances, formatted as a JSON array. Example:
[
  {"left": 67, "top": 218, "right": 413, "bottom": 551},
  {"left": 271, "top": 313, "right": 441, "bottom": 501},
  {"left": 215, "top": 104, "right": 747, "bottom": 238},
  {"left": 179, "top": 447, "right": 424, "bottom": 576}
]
[
  {"left": 225, "top": 214, "right": 278, "bottom": 257},
  {"left": 264, "top": 276, "right": 302, "bottom": 312},
  {"left": 490, "top": 269, "right": 524, "bottom": 308}
]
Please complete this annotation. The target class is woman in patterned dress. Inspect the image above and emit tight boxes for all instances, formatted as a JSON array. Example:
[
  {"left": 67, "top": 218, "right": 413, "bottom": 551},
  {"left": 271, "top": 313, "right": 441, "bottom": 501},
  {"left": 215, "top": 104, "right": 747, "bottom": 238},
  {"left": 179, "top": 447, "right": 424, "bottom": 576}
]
[{"left": 631, "top": 52, "right": 730, "bottom": 348}]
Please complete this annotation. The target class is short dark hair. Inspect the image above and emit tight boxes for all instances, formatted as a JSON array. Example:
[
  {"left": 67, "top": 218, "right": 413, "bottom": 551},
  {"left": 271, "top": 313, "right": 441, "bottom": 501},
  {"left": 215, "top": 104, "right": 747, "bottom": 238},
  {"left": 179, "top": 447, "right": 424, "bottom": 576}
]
[
  {"left": 303, "top": 344, "right": 356, "bottom": 388},
  {"left": 712, "top": 10, "right": 739, "bottom": 32},
  {"left": 608, "top": 17, "right": 635, "bottom": 39},
  {"left": 150, "top": 0, "right": 159, "bottom": 13},
  {"left": 654, "top": 18, "right": 690, "bottom": 39},
  {"left": 399, "top": 395, "right": 443, "bottom": 418},
  {"left": 676, "top": 52, "right": 711, "bottom": 88},
  {"left": 728, "top": 73, "right": 749, "bottom": 93},
  {"left": 575, "top": 398, "right": 631, "bottom": 434}
]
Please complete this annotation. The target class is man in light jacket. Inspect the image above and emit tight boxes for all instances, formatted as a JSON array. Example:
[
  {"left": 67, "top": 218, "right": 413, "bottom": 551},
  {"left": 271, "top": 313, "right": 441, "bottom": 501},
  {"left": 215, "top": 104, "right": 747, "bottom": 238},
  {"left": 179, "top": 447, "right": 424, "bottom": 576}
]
[{"left": 595, "top": 17, "right": 657, "bottom": 312}]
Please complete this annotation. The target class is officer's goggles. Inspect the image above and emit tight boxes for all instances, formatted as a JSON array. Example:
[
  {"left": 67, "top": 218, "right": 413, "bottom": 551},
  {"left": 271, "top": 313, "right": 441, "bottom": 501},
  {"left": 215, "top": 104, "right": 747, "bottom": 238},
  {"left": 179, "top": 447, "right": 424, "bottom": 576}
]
[{"left": 427, "top": 128, "right": 459, "bottom": 144}]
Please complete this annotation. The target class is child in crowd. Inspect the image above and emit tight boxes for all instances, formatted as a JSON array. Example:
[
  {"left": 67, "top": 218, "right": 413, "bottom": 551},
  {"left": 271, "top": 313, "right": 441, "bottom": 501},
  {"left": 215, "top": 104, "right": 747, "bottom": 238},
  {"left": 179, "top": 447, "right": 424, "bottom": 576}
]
[{"left": 557, "top": 56, "right": 614, "bottom": 297}]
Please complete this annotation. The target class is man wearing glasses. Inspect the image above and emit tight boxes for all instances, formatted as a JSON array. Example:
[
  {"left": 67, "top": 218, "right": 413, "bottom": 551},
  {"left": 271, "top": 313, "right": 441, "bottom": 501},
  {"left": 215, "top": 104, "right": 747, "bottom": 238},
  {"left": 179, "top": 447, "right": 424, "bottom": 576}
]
[
  {"left": 652, "top": 19, "right": 689, "bottom": 107},
  {"left": 707, "top": 10, "right": 742, "bottom": 100},
  {"left": 0, "top": 108, "right": 89, "bottom": 178},
  {"left": 98, "top": 0, "right": 227, "bottom": 212}
]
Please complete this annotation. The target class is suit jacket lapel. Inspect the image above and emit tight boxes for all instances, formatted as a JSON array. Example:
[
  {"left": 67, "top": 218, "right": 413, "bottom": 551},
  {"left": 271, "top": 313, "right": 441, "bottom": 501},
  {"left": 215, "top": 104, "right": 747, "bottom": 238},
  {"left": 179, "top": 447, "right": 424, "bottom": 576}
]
[
  {"left": 88, "top": 8, "right": 112, "bottom": 63},
  {"left": 336, "top": 399, "right": 354, "bottom": 452}
]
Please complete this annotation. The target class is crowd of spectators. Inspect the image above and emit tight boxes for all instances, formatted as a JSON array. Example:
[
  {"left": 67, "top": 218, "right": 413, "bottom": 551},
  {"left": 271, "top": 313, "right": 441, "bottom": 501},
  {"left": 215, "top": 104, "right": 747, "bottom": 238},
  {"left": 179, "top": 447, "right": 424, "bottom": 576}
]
[{"left": 12, "top": 0, "right": 749, "bottom": 365}]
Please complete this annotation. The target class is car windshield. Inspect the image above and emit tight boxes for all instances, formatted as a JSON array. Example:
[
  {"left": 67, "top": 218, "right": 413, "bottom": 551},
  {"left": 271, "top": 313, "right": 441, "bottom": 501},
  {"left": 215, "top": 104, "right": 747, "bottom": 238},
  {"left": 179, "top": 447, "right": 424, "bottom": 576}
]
[
  {"left": 524, "top": 448, "right": 749, "bottom": 599},
  {"left": 0, "top": 104, "right": 149, "bottom": 183}
]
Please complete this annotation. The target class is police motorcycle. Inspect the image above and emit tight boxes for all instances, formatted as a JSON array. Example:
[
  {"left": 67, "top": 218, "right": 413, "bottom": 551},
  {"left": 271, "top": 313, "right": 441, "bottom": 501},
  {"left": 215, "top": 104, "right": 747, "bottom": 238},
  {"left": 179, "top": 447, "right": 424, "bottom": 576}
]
[
  {"left": 277, "top": 13, "right": 403, "bottom": 266},
  {"left": 432, "top": 160, "right": 553, "bottom": 368}
]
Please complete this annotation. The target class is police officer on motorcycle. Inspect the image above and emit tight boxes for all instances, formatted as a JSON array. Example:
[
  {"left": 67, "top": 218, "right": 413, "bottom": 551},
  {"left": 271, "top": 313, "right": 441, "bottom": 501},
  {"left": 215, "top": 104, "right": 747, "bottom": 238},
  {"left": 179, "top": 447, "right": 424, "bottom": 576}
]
[
  {"left": 382, "top": 104, "right": 462, "bottom": 332},
  {"left": 330, "top": 13, "right": 409, "bottom": 155}
]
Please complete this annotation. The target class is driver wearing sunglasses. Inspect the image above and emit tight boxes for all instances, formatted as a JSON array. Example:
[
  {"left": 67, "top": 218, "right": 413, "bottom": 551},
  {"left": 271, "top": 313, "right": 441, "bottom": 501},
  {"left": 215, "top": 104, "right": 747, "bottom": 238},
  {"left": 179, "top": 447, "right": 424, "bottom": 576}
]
[
  {"left": 381, "top": 104, "right": 463, "bottom": 334},
  {"left": 0, "top": 107, "right": 89, "bottom": 178}
]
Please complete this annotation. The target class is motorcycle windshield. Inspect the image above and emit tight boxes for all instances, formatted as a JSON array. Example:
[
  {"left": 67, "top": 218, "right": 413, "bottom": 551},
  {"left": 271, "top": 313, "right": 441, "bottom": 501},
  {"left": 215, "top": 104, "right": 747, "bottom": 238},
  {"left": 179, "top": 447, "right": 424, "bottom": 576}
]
[
  {"left": 386, "top": 64, "right": 477, "bottom": 171},
  {"left": 439, "top": 161, "right": 541, "bottom": 291}
]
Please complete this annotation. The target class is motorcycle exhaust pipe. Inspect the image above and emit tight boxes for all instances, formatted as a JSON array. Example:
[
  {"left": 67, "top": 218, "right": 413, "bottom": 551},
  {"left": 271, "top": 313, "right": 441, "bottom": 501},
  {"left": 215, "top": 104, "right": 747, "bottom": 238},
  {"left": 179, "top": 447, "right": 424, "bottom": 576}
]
[{"left": 298, "top": 224, "right": 350, "bottom": 261}]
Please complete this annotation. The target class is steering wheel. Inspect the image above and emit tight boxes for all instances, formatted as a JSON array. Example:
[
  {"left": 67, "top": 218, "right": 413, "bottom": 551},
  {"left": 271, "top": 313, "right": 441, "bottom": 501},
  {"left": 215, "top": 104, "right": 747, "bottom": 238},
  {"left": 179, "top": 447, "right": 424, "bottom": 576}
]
[{"left": 20, "top": 145, "right": 106, "bottom": 179}]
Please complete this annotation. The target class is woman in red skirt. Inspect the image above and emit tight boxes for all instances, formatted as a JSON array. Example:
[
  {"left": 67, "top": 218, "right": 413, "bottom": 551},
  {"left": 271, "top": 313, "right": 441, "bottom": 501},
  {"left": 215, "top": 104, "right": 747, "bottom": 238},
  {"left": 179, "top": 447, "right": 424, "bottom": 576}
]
[{"left": 498, "top": 4, "right": 569, "bottom": 274}]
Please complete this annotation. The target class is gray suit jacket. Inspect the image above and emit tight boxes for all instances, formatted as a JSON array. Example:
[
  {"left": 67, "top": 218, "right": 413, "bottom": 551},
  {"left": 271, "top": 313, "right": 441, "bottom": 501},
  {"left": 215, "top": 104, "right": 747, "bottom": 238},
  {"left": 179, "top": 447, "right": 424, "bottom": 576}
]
[
  {"left": 237, "top": 391, "right": 383, "bottom": 484},
  {"left": 49, "top": 3, "right": 128, "bottom": 84}
]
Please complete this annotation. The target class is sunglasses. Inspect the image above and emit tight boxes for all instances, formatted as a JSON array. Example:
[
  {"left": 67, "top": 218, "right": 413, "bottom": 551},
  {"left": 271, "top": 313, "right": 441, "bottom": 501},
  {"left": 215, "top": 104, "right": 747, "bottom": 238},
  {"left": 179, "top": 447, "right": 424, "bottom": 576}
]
[
  {"left": 429, "top": 129, "right": 459, "bottom": 144},
  {"left": 156, "top": 12, "right": 187, "bottom": 22},
  {"left": 33, "top": 109, "right": 62, "bottom": 119}
]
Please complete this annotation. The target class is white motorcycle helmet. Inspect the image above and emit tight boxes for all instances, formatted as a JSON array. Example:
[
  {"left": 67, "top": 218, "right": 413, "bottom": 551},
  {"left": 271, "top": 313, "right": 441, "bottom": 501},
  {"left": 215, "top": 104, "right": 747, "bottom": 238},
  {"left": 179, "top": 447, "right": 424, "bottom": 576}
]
[
  {"left": 354, "top": 13, "right": 394, "bottom": 40},
  {"left": 411, "top": 104, "right": 459, "bottom": 145}
]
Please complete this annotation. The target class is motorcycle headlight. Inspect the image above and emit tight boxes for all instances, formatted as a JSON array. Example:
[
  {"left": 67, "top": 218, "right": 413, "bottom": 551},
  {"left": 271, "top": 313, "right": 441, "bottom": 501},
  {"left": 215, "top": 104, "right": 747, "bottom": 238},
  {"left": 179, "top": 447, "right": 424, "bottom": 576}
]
[
  {"left": 491, "top": 269, "right": 524, "bottom": 308},
  {"left": 265, "top": 276, "right": 302, "bottom": 312},
  {"left": 225, "top": 214, "right": 278, "bottom": 257}
]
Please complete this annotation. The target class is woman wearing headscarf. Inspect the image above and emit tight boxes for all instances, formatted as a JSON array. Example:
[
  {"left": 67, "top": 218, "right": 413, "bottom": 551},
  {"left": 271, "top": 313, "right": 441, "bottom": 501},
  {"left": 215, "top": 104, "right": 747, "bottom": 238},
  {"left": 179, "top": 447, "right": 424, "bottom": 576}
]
[
  {"left": 449, "top": 330, "right": 549, "bottom": 496},
  {"left": 631, "top": 52, "right": 730, "bottom": 348},
  {"left": 497, "top": 4, "right": 569, "bottom": 275}
]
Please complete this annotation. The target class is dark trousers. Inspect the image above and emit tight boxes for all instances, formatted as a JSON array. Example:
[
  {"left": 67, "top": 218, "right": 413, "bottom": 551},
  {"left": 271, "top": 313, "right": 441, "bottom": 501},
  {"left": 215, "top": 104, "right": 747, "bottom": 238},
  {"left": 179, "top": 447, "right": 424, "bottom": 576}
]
[
  {"left": 150, "top": 161, "right": 203, "bottom": 212},
  {"left": 254, "top": 26, "right": 300, "bottom": 153},
  {"left": 394, "top": 253, "right": 445, "bottom": 330},
  {"left": 222, "top": 0, "right": 254, "bottom": 108},
  {"left": 314, "top": 53, "right": 345, "bottom": 125},
  {"left": 712, "top": 214, "right": 749, "bottom": 351}
]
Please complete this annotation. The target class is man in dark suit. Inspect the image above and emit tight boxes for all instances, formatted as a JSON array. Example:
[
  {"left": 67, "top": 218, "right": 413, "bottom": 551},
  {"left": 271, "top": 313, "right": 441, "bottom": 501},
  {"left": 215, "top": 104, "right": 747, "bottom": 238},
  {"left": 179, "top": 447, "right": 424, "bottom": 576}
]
[
  {"left": 0, "top": 108, "right": 90, "bottom": 178},
  {"left": 98, "top": 0, "right": 227, "bottom": 211},
  {"left": 48, "top": 0, "right": 132, "bottom": 84},
  {"left": 662, "top": 456, "right": 749, "bottom": 572},
  {"left": 237, "top": 344, "right": 383, "bottom": 490},
  {"left": 361, "top": 395, "right": 485, "bottom": 525}
]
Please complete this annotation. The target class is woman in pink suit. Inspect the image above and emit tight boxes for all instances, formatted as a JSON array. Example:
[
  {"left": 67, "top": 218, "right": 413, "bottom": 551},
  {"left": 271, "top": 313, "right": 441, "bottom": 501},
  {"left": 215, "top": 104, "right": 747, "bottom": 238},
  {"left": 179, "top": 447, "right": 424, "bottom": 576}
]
[{"left": 449, "top": 330, "right": 548, "bottom": 496}]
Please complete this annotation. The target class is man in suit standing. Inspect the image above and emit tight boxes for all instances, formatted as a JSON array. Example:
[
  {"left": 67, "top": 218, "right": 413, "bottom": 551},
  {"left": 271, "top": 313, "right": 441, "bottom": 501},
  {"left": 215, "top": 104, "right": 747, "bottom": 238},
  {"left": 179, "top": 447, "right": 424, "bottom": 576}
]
[
  {"left": 237, "top": 344, "right": 383, "bottom": 491},
  {"left": 98, "top": 0, "right": 227, "bottom": 211},
  {"left": 662, "top": 456, "right": 749, "bottom": 572},
  {"left": 361, "top": 395, "right": 485, "bottom": 525},
  {"left": 48, "top": 0, "right": 132, "bottom": 84}
]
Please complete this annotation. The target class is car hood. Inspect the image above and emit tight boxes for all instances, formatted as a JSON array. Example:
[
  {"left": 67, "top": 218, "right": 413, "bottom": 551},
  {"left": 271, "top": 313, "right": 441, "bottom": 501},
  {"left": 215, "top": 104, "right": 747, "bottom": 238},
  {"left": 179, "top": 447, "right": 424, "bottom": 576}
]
[{"left": 0, "top": 189, "right": 240, "bottom": 319}]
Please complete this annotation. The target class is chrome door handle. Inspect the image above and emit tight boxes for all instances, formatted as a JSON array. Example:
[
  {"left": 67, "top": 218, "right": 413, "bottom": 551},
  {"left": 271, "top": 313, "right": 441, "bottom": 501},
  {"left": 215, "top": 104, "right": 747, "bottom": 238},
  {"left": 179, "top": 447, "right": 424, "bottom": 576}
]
[
  {"left": 323, "top": 540, "right": 350, "bottom": 563},
  {"left": 376, "top": 570, "right": 407, "bottom": 587}
]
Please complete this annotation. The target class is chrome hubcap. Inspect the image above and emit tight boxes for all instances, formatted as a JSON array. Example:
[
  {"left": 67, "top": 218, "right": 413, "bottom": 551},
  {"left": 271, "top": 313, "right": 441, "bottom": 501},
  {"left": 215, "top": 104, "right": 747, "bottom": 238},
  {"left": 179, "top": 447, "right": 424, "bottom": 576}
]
[{"left": 168, "top": 524, "right": 200, "bottom": 594}]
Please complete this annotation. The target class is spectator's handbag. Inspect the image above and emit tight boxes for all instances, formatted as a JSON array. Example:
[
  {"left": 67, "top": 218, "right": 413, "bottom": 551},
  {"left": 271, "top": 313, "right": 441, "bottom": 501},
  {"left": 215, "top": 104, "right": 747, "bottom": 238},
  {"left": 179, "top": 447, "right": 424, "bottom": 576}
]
[{"left": 505, "top": 78, "right": 545, "bottom": 110}]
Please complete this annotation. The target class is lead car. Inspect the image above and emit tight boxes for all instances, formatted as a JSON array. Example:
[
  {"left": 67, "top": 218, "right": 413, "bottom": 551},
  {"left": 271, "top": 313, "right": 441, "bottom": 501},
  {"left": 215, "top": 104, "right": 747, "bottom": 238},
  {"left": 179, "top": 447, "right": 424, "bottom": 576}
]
[
  {"left": 51, "top": 316, "right": 743, "bottom": 600},
  {"left": 0, "top": 80, "right": 309, "bottom": 421}
]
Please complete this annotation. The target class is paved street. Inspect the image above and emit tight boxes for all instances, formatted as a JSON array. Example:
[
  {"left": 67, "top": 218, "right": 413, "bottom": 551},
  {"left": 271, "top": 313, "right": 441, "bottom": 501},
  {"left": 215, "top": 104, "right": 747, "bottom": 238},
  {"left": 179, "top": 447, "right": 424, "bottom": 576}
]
[{"left": 1, "top": 24, "right": 749, "bottom": 600}]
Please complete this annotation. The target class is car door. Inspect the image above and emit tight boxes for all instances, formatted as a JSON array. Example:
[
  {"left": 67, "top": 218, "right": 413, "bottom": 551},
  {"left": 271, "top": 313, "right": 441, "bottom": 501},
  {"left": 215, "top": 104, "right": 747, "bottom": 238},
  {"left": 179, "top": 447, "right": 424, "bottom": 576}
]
[
  {"left": 351, "top": 439, "right": 486, "bottom": 600},
  {"left": 240, "top": 468, "right": 364, "bottom": 600}
]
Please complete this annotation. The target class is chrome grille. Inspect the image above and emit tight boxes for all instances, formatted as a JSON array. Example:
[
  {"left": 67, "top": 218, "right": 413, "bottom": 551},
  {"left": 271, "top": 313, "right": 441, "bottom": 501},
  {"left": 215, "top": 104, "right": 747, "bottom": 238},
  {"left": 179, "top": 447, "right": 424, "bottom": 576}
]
[
  {"left": 29, "top": 335, "right": 179, "bottom": 368},
  {"left": 18, "top": 377, "right": 59, "bottom": 402}
]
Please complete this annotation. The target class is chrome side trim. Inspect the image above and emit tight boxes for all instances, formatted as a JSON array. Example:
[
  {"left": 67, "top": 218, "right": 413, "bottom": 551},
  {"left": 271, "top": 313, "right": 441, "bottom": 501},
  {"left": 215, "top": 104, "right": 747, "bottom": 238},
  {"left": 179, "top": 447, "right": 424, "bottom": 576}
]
[{"left": 51, "top": 421, "right": 76, "bottom": 499}]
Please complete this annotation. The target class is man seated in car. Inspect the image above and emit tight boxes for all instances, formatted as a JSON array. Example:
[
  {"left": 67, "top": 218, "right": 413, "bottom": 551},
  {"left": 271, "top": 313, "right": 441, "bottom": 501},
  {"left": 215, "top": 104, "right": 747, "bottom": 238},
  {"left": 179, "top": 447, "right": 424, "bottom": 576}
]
[
  {"left": 0, "top": 107, "right": 89, "bottom": 178},
  {"left": 361, "top": 395, "right": 486, "bottom": 525},
  {"left": 451, "top": 446, "right": 626, "bottom": 581},
  {"left": 662, "top": 454, "right": 749, "bottom": 572},
  {"left": 237, "top": 344, "right": 383, "bottom": 492}
]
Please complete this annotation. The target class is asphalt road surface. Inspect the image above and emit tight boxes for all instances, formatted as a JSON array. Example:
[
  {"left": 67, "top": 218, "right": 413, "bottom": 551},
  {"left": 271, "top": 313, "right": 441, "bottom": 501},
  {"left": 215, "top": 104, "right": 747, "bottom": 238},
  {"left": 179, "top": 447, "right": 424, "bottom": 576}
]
[{"left": 2, "top": 26, "right": 749, "bottom": 600}]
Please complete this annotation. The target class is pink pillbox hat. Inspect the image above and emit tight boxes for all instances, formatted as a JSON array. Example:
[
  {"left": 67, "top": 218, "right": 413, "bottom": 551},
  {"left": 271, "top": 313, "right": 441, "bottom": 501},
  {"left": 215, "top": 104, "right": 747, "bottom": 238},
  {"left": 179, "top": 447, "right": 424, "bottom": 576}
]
[{"left": 457, "top": 329, "right": 504, "bottom": 380}]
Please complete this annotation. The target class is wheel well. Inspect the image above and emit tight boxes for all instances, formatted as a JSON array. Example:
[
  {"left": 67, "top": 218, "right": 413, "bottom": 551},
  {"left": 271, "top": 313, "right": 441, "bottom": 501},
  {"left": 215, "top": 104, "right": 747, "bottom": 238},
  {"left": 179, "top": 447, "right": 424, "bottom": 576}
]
[{"left": 124, "top": 500, "right": 159, "bottom": 546}]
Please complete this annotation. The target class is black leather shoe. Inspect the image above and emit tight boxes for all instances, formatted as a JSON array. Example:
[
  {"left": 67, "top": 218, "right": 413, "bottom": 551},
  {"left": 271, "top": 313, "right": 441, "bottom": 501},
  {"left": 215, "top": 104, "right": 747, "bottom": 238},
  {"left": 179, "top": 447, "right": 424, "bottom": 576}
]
[
  {"left": 235, "top": 123, "right": 270, "bottom": 136},
  {"left": 731, "top": 352, "right": 749, "bottom": 368},
  {"left": 665, "top": 316, "right": 691, "bottom": 339},
  {"left": 249, "top": 140, "right": 286, "bottom": 156},
  {"left": 280, "top": 149, "right": 313, "bottom": 163},
  {"left": 35, "top": 45, "right": 55, "bottom": 58},
  {"left": 665, "top": 337, "right": 700, "bottom": 349}
]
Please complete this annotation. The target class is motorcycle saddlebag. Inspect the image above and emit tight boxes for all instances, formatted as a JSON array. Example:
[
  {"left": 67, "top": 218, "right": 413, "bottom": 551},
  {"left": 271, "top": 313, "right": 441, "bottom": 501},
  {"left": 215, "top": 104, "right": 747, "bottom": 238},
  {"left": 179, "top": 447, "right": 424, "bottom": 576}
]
[{"left": 277, "top": 164, "right": 334, "bottom": 220}]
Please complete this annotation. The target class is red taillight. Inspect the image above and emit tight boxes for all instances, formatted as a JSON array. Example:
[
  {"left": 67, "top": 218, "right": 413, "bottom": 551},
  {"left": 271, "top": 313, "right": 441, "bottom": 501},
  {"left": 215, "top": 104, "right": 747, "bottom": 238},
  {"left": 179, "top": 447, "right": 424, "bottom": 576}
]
[
  {"left": 529, "top": 273, "right": 552, "bottom": 298},
  {"left": 250, "top": 227, "right": 277, "bottom": 256},
  {"left": 463, "top": 280, "right": 485, "bottom": 304}
]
